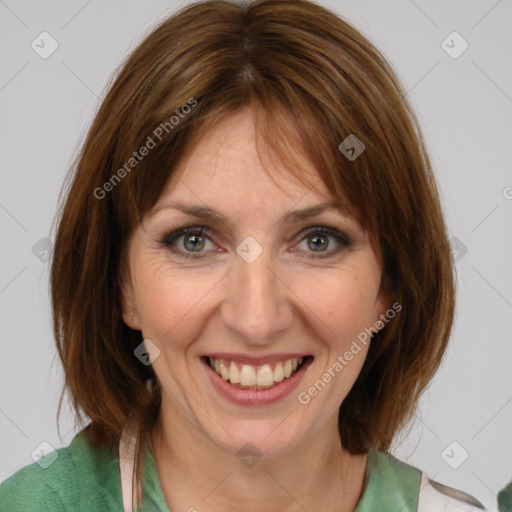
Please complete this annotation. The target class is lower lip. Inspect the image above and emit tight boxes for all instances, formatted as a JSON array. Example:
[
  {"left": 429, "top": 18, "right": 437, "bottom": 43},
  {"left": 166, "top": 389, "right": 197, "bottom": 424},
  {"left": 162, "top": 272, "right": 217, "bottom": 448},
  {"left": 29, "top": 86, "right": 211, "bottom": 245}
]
[{"left": 202, "top": 357, "right": 313, "bottom": 406}]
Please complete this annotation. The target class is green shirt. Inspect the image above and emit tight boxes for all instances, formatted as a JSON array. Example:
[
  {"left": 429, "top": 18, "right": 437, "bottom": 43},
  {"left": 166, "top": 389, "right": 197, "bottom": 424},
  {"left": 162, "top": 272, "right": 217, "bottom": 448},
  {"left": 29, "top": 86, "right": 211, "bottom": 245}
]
[{"left": 0, "top": 430, "right": 421, "bottom": 511}]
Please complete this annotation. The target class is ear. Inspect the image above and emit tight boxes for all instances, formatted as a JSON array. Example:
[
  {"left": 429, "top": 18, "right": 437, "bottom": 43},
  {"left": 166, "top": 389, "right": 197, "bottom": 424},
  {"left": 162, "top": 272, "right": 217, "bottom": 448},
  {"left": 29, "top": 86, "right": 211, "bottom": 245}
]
[
  {"left": 373, "top": 287, "right": 394, "bottom": 334},
  {"left": 377, "top": 287, "right": 392, "bottom": 313},
  {"left": 119, "top": 266, "right": 142, "bottom": 331}
]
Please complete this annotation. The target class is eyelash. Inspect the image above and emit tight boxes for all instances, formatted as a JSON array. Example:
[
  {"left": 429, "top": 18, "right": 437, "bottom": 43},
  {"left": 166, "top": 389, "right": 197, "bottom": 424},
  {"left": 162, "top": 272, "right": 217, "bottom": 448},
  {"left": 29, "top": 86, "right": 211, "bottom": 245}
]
[{"left": 158, "top": 225, "right": 353, "bottom": 260}]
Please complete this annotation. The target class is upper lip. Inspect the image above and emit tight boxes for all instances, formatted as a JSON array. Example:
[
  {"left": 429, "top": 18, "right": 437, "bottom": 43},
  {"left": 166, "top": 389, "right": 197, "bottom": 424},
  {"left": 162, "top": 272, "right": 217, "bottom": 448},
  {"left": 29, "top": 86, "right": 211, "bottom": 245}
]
[{"left": 203, "top": 353, "right": 312, "bottom": 365}]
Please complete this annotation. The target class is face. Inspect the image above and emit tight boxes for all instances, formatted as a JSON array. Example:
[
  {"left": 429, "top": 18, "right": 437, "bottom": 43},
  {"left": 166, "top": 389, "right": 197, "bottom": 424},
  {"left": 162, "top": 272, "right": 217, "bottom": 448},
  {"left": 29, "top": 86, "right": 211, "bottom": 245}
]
[{"left": 120, "top": 107, "right": 390, "bottom": 458}]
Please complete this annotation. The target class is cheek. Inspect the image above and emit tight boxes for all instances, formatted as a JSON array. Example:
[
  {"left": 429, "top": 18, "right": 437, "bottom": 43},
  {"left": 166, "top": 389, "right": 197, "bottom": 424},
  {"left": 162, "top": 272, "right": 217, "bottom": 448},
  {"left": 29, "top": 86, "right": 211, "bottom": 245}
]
[
  {"left": 292, "top": 265, "right": 381, "bottom": 347},
  {"left": 293, "top": 271, "right": 378, "bottom": 408},
  {"left": 132, "top": 259, "right": 220, "bottom": 346}
]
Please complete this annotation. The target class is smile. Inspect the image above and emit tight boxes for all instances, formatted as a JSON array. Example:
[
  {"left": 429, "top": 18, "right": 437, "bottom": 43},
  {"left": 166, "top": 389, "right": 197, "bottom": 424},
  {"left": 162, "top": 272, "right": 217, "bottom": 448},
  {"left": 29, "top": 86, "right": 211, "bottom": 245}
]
[
  {"left": 201, "top": 354, "right": 314, "bottom": 405},
  {"left": 207, "top": 356, "right": 307, "bottom": 390}
]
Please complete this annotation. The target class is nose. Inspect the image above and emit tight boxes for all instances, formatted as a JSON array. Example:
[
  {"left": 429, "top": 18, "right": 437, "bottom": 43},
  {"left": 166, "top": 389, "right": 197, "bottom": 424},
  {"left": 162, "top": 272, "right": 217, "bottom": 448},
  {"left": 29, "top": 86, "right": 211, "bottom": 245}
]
[{"left": 221, "top": 248, "right": 294, "bottom": 346}]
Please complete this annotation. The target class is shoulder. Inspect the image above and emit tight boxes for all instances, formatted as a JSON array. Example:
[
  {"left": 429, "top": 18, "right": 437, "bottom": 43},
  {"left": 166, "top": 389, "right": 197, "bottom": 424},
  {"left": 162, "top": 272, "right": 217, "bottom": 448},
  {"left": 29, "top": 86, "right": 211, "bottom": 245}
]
[
  {"left": 0, "top": 430, "right": 123, "bottom": 512},
  {"left": 364, "top": 450, "right": 487, "bottom": 512},
  {"left": 418, "top": 472, "right": 488, "bottom": 511},
  {"left": 498, "top": 480, "right": 512, "bottom": 512}
]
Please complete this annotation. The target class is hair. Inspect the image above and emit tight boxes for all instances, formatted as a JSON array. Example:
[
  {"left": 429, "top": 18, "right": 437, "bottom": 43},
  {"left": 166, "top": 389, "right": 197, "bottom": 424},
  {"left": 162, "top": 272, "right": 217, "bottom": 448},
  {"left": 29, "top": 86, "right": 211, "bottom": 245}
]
[{"left": 49, "top": 0, "right": 455, "bottom": 508}]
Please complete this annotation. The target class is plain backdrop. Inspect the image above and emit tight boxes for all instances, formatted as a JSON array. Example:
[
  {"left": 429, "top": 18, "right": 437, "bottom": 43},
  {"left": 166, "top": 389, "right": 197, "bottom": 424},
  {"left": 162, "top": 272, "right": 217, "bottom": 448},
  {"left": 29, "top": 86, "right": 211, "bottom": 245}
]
[{"left": 1, "top": 1, "right": 511, "bottom": 510}]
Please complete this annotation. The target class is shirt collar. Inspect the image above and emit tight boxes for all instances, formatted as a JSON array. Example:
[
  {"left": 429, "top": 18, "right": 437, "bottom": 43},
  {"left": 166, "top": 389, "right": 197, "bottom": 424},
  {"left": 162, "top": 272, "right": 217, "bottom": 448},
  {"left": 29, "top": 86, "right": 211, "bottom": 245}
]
[{"left": 355, "top": 448, "right": 421, "bottom": 512}]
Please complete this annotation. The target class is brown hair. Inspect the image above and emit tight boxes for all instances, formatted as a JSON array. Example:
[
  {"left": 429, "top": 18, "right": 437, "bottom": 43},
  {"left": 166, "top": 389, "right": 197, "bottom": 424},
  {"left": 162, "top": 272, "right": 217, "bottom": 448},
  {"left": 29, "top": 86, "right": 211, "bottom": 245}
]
[{"left": 50, "top": 0, "right": 455, "bottom": 507}]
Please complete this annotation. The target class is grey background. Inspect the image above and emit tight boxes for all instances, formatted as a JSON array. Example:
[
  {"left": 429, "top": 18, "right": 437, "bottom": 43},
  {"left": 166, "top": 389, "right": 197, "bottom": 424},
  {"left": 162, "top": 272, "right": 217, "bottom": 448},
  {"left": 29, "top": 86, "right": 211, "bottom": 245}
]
[{"left": 1, "top": 0, "right": 511, "bottom": 510}]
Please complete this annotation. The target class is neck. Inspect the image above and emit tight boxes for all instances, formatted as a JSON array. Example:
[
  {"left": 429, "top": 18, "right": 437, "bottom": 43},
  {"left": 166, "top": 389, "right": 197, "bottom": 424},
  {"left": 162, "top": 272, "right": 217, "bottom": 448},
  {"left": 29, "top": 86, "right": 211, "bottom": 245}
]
[{"left": 150, "top": 398, "right": 368, "bottom": 512}]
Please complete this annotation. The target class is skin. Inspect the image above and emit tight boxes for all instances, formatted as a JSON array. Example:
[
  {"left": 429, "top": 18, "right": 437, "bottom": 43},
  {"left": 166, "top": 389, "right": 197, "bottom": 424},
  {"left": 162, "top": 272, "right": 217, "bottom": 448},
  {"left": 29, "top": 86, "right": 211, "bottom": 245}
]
[{"left": 120, "top": 106, "right": 391, "bottom": 512}]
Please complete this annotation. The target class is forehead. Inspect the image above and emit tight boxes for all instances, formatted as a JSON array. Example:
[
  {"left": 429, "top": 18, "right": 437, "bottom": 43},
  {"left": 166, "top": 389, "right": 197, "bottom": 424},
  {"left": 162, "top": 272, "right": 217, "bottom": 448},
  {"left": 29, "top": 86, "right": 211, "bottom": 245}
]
[{"left": 154, "top": 107, "right": 334, "bottom": 211}]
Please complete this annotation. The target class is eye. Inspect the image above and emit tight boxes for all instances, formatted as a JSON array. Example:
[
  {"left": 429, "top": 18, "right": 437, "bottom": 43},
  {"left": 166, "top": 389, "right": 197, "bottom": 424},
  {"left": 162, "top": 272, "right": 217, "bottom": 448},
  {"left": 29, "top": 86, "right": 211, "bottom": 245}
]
[
  {"left": 159, "top": 225, "right": 353, "bottom": 260},
  {"left": 293, "top": 227, "right": 353, "bottom": 259},
  {"left": 159, "top": 226, "right": 219, "bottom": 259}
]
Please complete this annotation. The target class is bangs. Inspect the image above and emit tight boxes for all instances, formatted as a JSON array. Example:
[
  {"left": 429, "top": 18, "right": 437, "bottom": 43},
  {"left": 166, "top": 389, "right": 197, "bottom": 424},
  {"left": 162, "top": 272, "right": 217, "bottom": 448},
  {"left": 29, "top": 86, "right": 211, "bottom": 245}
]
[{"left": 114, "top": 85, "right": 376, "bottom": 250}]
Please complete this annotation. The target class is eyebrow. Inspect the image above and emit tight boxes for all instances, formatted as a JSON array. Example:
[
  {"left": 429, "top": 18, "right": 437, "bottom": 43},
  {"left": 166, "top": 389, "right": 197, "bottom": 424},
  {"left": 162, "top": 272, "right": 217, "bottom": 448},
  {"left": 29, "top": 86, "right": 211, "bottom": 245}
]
[{"left": 150, "top": 200, "right": 343, "bottom": 225}]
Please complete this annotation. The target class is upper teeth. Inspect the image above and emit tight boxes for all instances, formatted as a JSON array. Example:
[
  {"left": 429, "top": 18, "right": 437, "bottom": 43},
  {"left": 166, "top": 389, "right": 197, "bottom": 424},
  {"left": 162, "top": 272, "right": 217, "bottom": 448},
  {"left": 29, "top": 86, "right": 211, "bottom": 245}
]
[{"left": 209, "top": 357, "right": 304, "bottom": 389}]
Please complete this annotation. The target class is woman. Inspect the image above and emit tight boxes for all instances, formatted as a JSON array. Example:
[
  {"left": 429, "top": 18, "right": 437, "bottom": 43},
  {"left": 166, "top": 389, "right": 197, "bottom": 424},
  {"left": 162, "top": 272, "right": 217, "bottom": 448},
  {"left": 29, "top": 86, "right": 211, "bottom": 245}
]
[{"left": 0, "top": 0, "right": 488, "bottom": 510}]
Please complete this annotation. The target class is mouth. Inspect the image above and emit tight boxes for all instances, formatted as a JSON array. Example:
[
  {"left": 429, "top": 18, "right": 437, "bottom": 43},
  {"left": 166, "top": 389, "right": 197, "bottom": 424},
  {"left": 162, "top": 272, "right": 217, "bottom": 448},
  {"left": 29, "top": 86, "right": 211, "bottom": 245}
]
[
  {"left": 202, "top": 355, "right": 313, "bottom": 390},
  {"left": 200, "top": 354, "right": 314, "bottom": 405}
]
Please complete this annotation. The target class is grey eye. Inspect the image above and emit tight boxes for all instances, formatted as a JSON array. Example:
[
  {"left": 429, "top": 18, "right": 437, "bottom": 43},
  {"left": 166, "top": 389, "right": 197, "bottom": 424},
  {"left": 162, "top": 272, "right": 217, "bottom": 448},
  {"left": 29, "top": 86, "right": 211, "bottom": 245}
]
[
  {"left": 182, "top": 233, "right": 206, "bottom": 252},
  {"left": 306, "top": 233, "right": 330, "bottom": 252}
]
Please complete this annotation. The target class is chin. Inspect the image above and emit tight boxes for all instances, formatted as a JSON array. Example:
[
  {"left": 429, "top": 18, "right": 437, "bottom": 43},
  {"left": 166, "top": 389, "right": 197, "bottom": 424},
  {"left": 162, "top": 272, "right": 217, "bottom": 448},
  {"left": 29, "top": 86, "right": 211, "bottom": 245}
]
[{"left": 203, "top": 417, "right": 307, "bottom": 462}]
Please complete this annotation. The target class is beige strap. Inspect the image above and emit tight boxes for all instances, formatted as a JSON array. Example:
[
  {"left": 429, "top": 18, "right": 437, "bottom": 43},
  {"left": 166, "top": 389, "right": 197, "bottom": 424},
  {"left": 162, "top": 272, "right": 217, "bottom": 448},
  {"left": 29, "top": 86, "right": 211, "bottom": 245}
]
[
  {"left": 119, "top": 424, "right": 137, "bottom": 512},
  {"left": 417, "top": 472, "right": 487, "bottom": 511}
]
